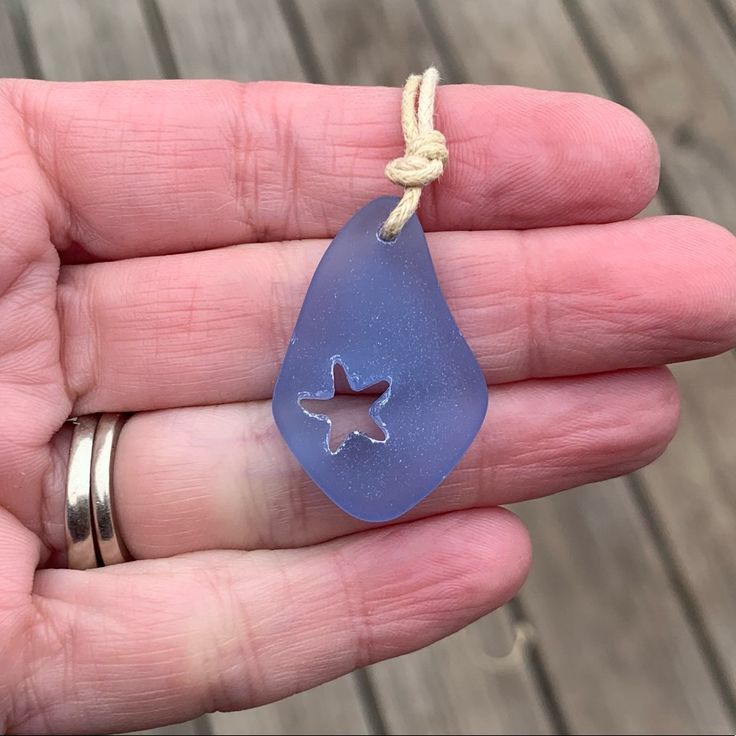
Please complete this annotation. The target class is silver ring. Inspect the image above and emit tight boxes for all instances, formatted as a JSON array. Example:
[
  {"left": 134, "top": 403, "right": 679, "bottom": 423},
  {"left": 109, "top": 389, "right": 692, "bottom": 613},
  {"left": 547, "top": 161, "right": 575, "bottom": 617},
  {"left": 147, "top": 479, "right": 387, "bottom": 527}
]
[
  {"left": 91, "top": 413, "right": 132, "bottom": 566},
  {"left": 65, "top": 415, "right": 100, "bottom": 570}
]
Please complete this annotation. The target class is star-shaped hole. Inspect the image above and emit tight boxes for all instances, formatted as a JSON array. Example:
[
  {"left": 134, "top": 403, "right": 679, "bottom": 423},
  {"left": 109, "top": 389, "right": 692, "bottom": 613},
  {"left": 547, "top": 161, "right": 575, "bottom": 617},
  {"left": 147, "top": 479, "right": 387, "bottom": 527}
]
[{"left": 299, "top": 362, "right": 390, "bottom": 454}]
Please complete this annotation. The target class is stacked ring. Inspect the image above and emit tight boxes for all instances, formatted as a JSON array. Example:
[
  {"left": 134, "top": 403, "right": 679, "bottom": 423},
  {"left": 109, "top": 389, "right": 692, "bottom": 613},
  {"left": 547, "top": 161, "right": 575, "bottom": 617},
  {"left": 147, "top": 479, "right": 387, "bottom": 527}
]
[{"left": 64, "top": 413, "right": 133, "bottom": 569}]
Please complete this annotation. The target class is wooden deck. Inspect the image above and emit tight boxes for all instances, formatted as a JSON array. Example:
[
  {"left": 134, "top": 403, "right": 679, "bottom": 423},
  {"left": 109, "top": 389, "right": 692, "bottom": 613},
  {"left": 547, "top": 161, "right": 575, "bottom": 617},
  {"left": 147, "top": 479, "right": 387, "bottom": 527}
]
[{"left": 2, "top": 1, "right": 734, "bottom": 734}]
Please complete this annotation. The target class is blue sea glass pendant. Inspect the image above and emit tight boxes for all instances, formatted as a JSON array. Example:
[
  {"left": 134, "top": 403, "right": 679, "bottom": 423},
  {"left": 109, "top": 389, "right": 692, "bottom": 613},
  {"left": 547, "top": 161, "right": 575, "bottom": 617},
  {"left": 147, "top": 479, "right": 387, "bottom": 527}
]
[{"left": 272, "top": 196, "right": 487, "bottom": 522}]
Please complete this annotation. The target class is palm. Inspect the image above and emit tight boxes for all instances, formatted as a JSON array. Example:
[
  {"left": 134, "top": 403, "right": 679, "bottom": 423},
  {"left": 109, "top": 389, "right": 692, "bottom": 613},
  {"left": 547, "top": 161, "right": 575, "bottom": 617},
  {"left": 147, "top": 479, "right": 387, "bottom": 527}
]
[{"left": 1, "top": 79, "right": 734, "bottom": 734}]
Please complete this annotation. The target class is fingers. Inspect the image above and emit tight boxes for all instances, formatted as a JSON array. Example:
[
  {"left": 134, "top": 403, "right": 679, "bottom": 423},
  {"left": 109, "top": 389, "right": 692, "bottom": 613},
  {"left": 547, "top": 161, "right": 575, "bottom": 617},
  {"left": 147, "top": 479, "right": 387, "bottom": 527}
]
[
  {"left": 15, "top": 510, "right": 529, "bottom": 734},
  {"left": 58, "top": 215, "right": 736, "bottom": 413},
  {"left": 40, "top": 367, "right": 677, "bottom": 559},
  {"left": 1, "top": 79, "right": 657, "bottom": 260}
]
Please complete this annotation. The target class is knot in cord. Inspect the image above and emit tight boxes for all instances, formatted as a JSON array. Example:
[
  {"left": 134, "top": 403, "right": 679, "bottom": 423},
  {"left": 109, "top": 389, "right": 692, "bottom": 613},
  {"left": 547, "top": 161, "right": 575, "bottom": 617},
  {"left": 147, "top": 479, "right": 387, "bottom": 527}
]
[
  {"left": 385, "top": 130, "right": 448, "bottom": 188},
  {"left": 379, "top": 68, "right": 448, "bottom": 241}
]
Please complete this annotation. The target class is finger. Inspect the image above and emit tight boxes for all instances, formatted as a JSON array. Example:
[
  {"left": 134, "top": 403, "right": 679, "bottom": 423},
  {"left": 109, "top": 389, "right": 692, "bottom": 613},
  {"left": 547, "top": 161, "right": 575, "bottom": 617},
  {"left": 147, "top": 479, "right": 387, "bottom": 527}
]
[
  {"left": 1, "top": 79, "right": 657, "bottom": 260},
  {"left": 0, "top": 508, "right": 43, "bottom": 729},
  {"left": 15, "top": 509, "right": 529, "bottom": 734},
  {"left": 0, "top": 507, "right": 42, "bottom": 600},
  {"left": 38, "top": 367, "right": 677, "bottom": 560},
  {"left": 59, "top": 215, "right": 736, "bottom": 413}
]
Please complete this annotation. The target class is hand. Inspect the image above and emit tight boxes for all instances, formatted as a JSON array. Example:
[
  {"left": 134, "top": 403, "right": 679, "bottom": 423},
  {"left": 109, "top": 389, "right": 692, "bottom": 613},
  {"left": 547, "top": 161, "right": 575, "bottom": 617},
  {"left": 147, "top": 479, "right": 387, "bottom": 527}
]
[{"left": 0, "top": 79, "right": 734, "bottom": 734}]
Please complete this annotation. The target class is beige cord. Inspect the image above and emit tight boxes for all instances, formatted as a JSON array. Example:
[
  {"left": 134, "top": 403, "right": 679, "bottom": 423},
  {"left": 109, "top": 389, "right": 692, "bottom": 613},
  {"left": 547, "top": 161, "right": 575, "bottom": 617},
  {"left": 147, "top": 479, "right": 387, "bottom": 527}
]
[{"left": 379, "top": 67, "right": 449, "bottom": 241}]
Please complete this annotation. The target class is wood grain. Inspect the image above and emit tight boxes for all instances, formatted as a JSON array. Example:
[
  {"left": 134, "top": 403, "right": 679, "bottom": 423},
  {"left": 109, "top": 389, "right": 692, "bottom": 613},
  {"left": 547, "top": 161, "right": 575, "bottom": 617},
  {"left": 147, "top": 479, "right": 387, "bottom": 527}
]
[
  {"left": 208, "top": 679, "right": 370, "bottom": 735},
  {"left": 368, "top": 610, "right": 552, "bottom": 734},
  {"left": 294, "top": 0, "right": 436, "bottom": 86},
  {"left": 156, "top": 0, "right": 305, "bottom": 81},
  {"left": 575, "top": 0, "right": 736, "bottom": 231},
  {"left": 427, "top": 0, "right": 600, "bottom": 93},
  {"left": 515, "top": 480, "right": 732, "bottom": 733},
  {"left": 638, "top": 353, "right": 736, "bottom": 692},
  {"left": 129, "top": 718, "right": 202, "bottom": 735},
  {"left": 570, "top": 0, "right": 736, "bottom": 720},
  {"left": 0, "top": 3, "right": 26, "bottom": 77},
  {"left": 23, "top": 0, "right": 161, "bottom": 80},
  {"left": 719, "top": 0, "right": 736, "bottom": 34}
]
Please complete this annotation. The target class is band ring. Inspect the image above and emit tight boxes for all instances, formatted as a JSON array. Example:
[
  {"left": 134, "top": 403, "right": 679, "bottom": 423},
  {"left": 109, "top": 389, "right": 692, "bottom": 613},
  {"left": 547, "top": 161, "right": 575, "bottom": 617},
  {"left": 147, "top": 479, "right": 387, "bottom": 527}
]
[
  {"left": 65, "top": 415, "right": 99, "bottom": 570},
  {"left": 92, "top": 413, "right": 132, "bottom": 566},
  {"left": 65, "top": 413, "right": 132, "bottom": 569}
]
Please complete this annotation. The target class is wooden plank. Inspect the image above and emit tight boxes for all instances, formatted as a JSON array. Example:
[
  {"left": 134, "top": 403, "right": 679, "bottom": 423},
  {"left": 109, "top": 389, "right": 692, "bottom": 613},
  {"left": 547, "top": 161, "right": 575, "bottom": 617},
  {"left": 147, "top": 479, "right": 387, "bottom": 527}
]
[
  {"left": 427, "top": 0, "right": 601, "bottom": 93},
  {"left": 128, "top": 718, "right": 201, "bottom": 735},
  {"left": 425, "top": 0, "right": 736, "bottom": 732},
  {"left": 516, "top": 480, "right": 732, "bottom": 733},
  {"left": 575, "top": 0, "right": 736, "bottom": 231},
  {"left": 0, "top": 3, "right": 26, "bottom": 77},
  {"left": 208, "top": 679, "right": 370, "bottom": 735},
  {"left": 23, "top": 0, "right": 161, "bottom": 80},
  {"left": 368, "top": 609, "right": 552, "bottom": 734},
  {"left": 156, "top": 0, "right": 305, "bottom": 81},
  {"left": 637, "top": 353, "right": 736, "bottom": 692},
  {"left": 569, "top": 0, "right": 736, "bottom": 719},
  {"left": 294, "top": 0, "right": 437, "bottom": 86},
  {"left": 714, "top": 0, "right": 736, "bottom": 33}
]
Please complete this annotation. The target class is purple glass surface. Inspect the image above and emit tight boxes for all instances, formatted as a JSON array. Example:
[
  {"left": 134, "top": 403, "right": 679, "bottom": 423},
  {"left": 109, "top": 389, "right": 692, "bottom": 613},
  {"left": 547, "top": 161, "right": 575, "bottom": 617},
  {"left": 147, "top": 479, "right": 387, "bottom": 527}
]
[{"left": 272, "top": 196, "right": 488, "bottom": 522}]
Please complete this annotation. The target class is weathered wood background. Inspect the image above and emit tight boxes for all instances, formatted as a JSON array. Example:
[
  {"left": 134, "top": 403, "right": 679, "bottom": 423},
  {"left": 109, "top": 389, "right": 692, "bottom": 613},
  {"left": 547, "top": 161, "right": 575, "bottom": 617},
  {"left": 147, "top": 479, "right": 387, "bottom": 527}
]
[{"left": 2, "top": 1, "right": 734, "bottom": 734}]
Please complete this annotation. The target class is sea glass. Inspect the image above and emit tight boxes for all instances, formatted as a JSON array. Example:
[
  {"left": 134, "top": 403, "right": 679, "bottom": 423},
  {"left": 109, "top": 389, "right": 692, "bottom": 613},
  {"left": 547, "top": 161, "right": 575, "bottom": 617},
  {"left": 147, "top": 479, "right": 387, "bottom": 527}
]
[{"left": 272, "top": 196, "right": 488, "bottom": 522}]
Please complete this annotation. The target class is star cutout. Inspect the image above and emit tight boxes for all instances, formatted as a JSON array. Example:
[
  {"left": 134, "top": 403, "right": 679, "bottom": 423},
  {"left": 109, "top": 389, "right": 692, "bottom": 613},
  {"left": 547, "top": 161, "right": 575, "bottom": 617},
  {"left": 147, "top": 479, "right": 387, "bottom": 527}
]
[{"left": 299, "top": 362, "right": 390, "bottom": 454}]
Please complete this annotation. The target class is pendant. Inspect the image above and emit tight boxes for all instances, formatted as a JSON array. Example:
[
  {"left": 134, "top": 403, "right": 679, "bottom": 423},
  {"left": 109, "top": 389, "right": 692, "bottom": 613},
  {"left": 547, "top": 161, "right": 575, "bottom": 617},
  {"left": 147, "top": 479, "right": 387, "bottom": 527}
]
[{"left": 272, "top": 196, "right": 488, "bottom": 522}]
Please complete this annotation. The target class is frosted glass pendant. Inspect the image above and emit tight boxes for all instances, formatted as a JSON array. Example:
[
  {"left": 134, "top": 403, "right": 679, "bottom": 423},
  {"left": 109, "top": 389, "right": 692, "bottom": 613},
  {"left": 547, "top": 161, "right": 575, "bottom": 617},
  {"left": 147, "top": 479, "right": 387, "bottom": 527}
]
[{"left": 273, "top": 196, "right": 487, "bottom": 522}]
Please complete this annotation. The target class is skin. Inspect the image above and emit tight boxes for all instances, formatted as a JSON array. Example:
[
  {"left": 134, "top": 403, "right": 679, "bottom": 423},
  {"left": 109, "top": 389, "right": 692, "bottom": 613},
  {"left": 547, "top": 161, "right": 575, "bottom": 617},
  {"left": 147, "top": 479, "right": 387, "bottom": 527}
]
[{"left": 0, "top": 78, "right": 735, "bottom": 734}]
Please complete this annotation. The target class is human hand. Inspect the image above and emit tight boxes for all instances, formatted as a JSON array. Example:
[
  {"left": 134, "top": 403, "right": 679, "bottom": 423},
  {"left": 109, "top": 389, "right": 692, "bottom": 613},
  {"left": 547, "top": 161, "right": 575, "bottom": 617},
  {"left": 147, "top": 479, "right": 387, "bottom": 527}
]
[{"left": 1, "top": 79, "right": 734, "bottom": 734}]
